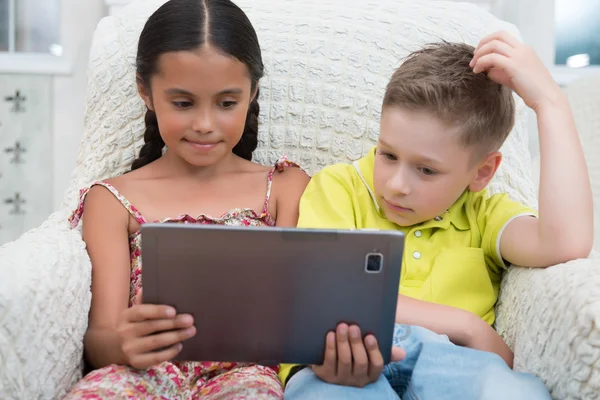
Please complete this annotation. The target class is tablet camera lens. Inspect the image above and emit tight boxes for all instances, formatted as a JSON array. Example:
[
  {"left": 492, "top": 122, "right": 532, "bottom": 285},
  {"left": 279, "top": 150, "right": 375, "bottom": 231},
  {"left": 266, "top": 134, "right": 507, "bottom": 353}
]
[{"left": 366, "top": 253, "right": 383, "bottom": 272}]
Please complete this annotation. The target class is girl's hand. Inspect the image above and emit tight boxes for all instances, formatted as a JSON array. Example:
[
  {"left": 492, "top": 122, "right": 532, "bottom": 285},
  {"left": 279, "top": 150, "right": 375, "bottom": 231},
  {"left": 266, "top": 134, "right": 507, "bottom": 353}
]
[
  {"left": 117, "top": 289, "right": 196, "bottom": 369},
  {"left": 311, "top": 323, "right": 406, "bottom": 387}
]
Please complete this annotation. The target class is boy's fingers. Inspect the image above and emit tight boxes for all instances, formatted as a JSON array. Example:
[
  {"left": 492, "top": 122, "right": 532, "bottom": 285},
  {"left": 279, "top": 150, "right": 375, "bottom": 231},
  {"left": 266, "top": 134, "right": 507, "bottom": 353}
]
[
  {"left": 336, "top": 323, "right": 352, "bottom": 380},
  {"left": 364, "top": 334, "right": 385, "bottom": 381},
  {"left": 322, "top": 331, "right": 337, "bottom": 374},
  {"left": 472, "top": 53, "right": 512, "bottom": 75},
  {"left": 348, "top": 325, "right": 368, "bottom": 378},
  {"left": 486, "top": 68, "right": 513, "bottom": 89},
  {"left": 471, "top": 40, "right": 514, "bottom": 67},
  {"left": 312, "top": 332, "right": 337, "bottom": 380},
  {"left": 391, "top": 346, "right": 407, "bottom": 362},
  {"left": 476, "top": 30, "right": 521, "bottom": 52}
]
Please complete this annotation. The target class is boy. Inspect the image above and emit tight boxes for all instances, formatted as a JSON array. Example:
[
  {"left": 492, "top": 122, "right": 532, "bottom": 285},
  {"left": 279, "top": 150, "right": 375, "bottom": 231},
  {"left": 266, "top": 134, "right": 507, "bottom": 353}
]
[{"left": 283, "top": 31, "right": 592, "bottom": 399}]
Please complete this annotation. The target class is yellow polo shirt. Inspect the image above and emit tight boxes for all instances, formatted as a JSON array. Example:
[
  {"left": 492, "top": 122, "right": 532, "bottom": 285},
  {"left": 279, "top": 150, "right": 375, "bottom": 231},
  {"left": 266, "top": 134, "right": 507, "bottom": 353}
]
[{"left": 279, "top": 147, "right": 535, "bottom": 384}]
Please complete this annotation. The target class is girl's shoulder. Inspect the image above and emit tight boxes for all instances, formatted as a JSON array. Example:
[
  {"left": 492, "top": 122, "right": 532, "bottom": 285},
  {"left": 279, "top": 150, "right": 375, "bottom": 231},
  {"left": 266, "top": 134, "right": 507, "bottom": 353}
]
[
  {"left": 237, "top": 154, "right": 307, "bottom": 181},
  {"left": 237, "top": 154, "right": 309, "bottom": 200},
  {"left": 268, "top": 156, "right": 310, "bottom": 209},
  {"left": 68, "top": 174, "right": 145, "bottom": 229},
  {"left": 269, "top": 155, "right": 310, "bottom": 185}
]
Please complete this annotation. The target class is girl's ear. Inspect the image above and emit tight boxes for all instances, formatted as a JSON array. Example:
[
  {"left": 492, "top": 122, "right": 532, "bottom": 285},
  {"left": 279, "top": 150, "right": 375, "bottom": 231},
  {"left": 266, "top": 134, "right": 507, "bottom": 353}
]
[{"left": 136, "top": 73, "right": 154, "bottom": 111}]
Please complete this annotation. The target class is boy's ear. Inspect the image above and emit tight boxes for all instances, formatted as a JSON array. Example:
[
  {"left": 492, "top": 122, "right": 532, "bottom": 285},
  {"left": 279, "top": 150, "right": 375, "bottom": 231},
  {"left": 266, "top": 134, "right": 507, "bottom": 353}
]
[
  {"left": 469, "top": 151, "right": 502, "bottom": 192},
  {"left": 136, "top": 74, "right": 154, "bottom": 111}
]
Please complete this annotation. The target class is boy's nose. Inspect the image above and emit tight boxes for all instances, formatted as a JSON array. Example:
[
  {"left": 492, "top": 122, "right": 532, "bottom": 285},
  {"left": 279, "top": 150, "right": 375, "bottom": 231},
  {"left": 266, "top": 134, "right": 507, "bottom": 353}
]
[{"left": 388, "top": 173, "right": 411, "bottom": 195}]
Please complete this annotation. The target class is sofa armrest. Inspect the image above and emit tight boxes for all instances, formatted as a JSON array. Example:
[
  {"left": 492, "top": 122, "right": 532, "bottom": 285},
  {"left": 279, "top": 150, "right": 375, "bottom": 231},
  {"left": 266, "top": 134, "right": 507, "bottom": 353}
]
[
  {"left": 0, "top": 218, "right": 91, "bottom": 399},
  {"left": 496, "top": 254, "right": 600, "bottom": 400}
]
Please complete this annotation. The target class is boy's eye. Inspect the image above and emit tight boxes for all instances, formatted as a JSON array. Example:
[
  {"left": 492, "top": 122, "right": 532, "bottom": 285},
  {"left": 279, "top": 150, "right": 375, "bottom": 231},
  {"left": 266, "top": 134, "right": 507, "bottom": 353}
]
[
  {"left": 221, "top": 101, "right": 237, "bottom": 109},
  {"left": 173, "top": 101, "right": 193, "bottom": 109},
  {"left": 378, "top": 151, "right": 397, "bottom": 161},
  {"left": 419, "top": 167, "right": 437, "bottom": 176}
]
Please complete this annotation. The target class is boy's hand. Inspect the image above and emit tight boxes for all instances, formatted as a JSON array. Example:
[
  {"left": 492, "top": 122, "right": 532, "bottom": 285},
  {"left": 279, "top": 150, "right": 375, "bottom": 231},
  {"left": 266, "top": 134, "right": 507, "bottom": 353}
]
[
  {"left": 312, "top": 323, "right": 406, "bottom": 387},
  {"left": 470, "top": 30, "right": 562, "bottom": 111},
  {"left": 117, "top": 289, "right": 196, "bottom": 369}
]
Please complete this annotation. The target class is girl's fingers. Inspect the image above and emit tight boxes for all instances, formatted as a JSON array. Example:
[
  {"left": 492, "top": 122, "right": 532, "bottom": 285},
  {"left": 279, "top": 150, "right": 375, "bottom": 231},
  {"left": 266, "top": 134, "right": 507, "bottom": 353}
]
[
  {"left": 124, "top": 326, "right": 196, "bottom": 355},
  {"left": 123, "top": 304, "right": 176, "bottom": 323},
  {"left": 129, "top": 342, "right": 184, "bottom": 370},
  {"left": 131, "top": 313, "right": 194, "bottom": 337}
]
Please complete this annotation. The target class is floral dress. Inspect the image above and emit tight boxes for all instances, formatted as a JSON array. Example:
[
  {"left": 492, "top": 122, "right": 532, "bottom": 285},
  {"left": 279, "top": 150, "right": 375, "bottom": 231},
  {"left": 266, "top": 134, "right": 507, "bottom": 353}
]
[{"left": 65, "top": 159, "right": 298, "bottom": 400}]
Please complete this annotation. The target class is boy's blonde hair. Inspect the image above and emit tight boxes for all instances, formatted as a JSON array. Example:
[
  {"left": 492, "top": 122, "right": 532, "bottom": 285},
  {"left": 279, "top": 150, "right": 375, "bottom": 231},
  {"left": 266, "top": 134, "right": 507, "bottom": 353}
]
[{"left": 383, "top": 42, "right": 515, "bottom": 157}]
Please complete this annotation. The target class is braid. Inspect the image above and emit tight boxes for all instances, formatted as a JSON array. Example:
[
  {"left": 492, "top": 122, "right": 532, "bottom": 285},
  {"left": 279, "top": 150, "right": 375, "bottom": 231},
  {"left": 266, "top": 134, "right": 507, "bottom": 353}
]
[
  {"left": 131, "top": 109, "right": 165, "bottom": 171},
  {"left": 233, "top": 88, "right": 260, "bottom": 161}
]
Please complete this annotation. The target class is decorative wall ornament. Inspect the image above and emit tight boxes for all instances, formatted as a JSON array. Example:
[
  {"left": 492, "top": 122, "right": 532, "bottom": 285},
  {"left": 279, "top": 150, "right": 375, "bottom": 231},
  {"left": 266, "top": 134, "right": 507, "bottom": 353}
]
[
  {"left": 4, "top": 90, "right": 27, "bottom": 113},
  {"left": 4, "top": 141, "right": 26, "bottom": 164},
  {"left": 4, "top": 192, "right": 26, "bottom": 214},
  {"left": 0, "top": 76, "right": 52, "bottom": 244}
]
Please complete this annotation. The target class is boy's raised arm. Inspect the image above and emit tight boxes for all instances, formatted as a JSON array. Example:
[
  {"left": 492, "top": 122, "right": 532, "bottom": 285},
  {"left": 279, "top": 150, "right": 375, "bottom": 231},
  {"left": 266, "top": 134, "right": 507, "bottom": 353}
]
[{"left": 471, "top": 31, "right": 593, "bottom": 267}]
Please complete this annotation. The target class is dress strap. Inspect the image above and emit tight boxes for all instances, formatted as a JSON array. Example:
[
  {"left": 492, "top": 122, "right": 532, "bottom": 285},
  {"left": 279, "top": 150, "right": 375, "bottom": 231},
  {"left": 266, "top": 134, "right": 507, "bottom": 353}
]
[
  {"left": 262, "top": 155, "right": 302, "bottom": 214},
  {"left": 68, "top": 181, "right": 147, "bottom": 228}
]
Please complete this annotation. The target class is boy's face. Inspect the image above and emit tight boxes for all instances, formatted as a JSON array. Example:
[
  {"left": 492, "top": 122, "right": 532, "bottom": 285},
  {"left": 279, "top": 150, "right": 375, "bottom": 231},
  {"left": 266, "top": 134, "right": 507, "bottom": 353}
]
[{"left": 374, "top": 107, "right": 498, "bottom": 227}]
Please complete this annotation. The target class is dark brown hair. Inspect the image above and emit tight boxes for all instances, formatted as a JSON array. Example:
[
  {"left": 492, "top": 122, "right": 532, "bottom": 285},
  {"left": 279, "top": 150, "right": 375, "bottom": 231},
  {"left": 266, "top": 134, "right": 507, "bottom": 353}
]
[{"left": 383, "top": 42, "right": 515, "bottom": 157}]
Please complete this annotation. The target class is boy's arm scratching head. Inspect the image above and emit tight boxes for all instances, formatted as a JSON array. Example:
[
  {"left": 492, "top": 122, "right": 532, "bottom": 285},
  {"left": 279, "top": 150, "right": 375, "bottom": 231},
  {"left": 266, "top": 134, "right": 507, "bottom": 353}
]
[{"left": 470, "top": 30, "right": 593, "bottom": 266}]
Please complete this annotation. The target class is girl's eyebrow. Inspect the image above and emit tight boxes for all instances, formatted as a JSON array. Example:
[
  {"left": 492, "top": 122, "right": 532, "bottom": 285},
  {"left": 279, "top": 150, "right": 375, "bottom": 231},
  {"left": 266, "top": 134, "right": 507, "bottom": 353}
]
[{"left": 164, "top": 88, "right": 243, "bottom": 96}]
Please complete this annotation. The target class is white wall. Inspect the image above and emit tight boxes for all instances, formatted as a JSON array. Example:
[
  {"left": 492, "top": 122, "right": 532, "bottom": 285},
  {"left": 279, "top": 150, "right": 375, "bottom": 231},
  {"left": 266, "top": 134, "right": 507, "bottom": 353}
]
[
  {"left": 52, "top": 0, "right": 106, "bottom": 208},
  {"left": 497, "top": 0, "right": 556, "bottom": 162},
  {"left": 499, "top": 0, "right": 555, "bottom": 66}
]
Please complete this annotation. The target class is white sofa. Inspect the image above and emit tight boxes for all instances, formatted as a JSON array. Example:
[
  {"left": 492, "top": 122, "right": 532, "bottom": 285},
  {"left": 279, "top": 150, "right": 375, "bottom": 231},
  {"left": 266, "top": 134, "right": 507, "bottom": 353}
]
[
  {"left": 1, "top": 0, "right": 598, "bottom": 398},
  {"left": 566, "top": 75, "right": 600, "bottom": 252}
]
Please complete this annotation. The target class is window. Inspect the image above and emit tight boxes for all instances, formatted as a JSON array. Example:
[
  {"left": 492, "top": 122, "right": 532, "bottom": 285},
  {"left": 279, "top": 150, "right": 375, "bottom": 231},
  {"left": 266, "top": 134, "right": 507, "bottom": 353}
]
[
  {"left": 0, "top": 0, "right": 61, "bottom": 54},
  {"left": 555, "top": 0, "right": 600, "bottom": 67}
]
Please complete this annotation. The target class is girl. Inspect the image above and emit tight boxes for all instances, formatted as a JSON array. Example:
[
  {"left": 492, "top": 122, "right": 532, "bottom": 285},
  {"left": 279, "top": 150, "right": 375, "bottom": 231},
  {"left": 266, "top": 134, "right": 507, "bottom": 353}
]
[{"left": 65, "top": 0, "right": 309, "bottom": 398}]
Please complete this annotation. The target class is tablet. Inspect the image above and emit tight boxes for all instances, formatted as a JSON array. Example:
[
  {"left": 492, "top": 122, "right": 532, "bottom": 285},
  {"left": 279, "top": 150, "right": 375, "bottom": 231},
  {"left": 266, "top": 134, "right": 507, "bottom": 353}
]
[{"left": 141, "top": 224, "right": 404, "bottom": 366}]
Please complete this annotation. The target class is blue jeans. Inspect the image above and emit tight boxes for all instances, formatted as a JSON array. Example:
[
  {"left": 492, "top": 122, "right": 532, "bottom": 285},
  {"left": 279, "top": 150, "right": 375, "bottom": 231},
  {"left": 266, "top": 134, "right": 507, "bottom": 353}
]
[
  {"left": 284, "top": 324, "right": 551, "bottom": 400},
  {"left": 284, "top": 367, "right": 399, "bottom": 399}
]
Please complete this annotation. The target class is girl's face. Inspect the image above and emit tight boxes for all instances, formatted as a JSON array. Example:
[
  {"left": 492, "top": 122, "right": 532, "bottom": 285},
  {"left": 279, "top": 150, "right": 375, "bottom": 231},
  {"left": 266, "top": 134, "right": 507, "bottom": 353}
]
[{"left": 138, "top": 45, "right": 255, "bottom": 167}]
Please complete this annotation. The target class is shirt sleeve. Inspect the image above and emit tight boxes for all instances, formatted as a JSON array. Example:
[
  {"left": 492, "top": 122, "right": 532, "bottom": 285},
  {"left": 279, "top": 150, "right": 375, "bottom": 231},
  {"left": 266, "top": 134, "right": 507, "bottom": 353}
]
[
  {"left": 297, "top": 167, "right": 358, "bottom": 229},
  {"left": 477, "top": 192, "right": 537, "bottom": 273}
]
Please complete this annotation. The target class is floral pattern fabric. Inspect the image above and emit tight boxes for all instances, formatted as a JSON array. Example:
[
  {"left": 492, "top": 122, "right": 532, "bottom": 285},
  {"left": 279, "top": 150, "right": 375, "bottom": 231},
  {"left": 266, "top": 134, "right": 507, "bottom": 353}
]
[{"left": 65, "top": 158, "right": 298, "bottom": 399}]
